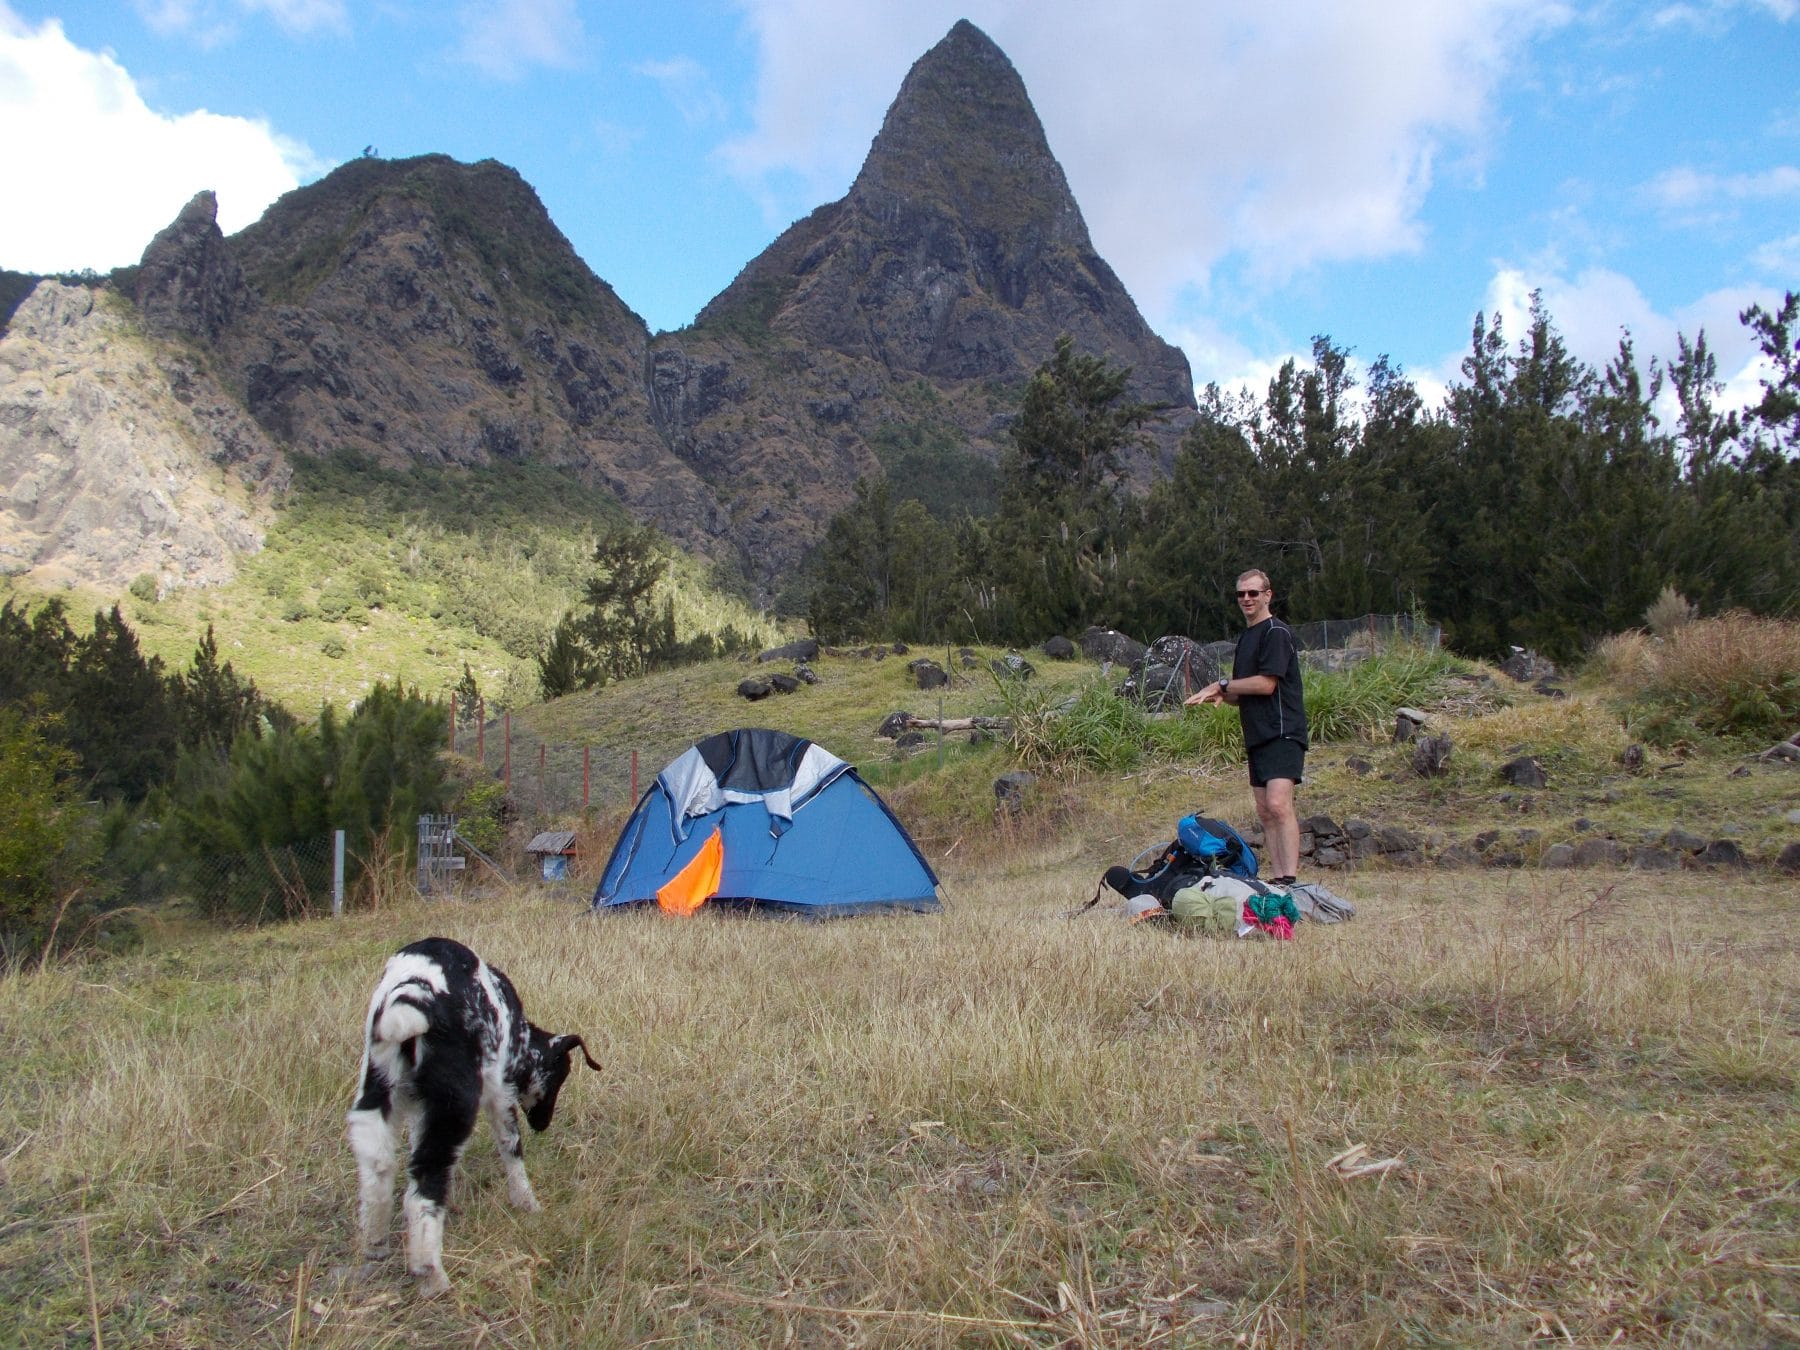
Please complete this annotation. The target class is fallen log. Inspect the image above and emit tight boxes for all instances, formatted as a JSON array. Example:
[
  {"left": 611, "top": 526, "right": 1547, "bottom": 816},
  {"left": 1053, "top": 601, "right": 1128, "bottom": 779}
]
[{"left": 900, "top": 715, "right": 1011, "bottom": 734}]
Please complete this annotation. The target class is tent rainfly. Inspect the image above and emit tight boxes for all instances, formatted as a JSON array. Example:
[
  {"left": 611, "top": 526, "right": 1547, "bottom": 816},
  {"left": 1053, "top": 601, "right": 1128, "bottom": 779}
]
[{"left": 591, "top": 728, "right": 941, "bottom": 918}]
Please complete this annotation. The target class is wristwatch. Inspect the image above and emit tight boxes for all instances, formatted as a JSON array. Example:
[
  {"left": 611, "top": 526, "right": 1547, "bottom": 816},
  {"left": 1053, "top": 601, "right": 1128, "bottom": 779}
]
[{"left": 1219, "top": 678, "right": 1229, "bottom": 695}]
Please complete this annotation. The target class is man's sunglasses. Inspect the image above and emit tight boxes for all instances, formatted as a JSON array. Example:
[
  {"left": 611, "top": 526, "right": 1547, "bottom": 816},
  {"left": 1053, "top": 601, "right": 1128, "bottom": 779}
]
[{"left": 1235, "top": 588, "right": 1267, "bottom": 598}]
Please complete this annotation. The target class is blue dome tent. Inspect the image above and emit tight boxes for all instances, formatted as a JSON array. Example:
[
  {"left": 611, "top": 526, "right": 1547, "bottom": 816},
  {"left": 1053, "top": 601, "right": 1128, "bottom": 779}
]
[{"left": 591, "top": 728, "right": 942, "bottom": 918}]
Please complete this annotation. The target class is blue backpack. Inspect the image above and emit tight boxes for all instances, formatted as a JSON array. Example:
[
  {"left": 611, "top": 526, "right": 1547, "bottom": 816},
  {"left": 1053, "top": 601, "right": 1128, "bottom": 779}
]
[{"left": 1174, "top": 814, "right": 1259, "bottom": 882}]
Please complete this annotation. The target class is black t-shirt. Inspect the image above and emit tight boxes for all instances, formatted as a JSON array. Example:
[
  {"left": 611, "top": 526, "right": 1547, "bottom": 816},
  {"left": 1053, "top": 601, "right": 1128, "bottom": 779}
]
[{"left": 1232, "top": 617, "right": 1307, "bottom": 749}]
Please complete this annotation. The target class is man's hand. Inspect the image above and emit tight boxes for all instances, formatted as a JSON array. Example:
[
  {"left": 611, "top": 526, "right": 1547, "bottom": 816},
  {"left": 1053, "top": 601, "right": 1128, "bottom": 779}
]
[{"left": 1185, "top": 680, "right": 1227, "bottom": 707}]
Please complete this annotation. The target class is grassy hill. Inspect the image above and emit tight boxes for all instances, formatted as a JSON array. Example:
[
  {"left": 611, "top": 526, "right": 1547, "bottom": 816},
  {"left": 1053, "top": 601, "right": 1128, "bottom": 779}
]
[{"left": 5, "top": 453, "right": 783, "bottom": 715}]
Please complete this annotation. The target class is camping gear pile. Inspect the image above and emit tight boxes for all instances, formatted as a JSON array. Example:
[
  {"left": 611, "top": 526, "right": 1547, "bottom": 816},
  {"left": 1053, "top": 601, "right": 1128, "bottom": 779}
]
[{"left": 1082, "top": 814, "right": 1355, "bottom": 938}]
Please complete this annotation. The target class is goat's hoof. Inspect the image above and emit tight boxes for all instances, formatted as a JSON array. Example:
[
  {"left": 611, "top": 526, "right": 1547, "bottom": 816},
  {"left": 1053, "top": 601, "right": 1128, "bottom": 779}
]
[{"left": 415, "top": 1268, "right": 452, "bottom": 1299}]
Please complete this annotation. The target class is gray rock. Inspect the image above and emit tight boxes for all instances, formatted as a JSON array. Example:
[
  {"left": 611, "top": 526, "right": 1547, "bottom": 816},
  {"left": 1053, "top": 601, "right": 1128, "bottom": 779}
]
[
  {"left": 1345, "top": 756, "right": 1373, "bottom": 776},
  {"left": 911, "top": 659, "right": 949, "bottom": 690},
  {"left": 1500, "top": 756, "right": 1548, "bottom": 788},
  {"left": 1629, "top": 846, "right": 1679, "bottom": 871},
  {"left": 1313, "top": 846, "right": 1348, "bottom": 868},
  {"left": 1040, "top": 635, "right": 1076, "bottom": 660},
  {"left": 736, "top": 678, "right": 772, "bottom": 701},
  {"left": 1079, "top": 627, "right": 1145, "bottom": 666},
  {"left": 989, "top": 652, "right": 1034, "bottom": 681},
  {"left": 768, "top": 673, "right": 801, "bottom": 694},
  {"left": 757, "top": 637, "right": 820, "bottom": 664},
  {"left": 1698, "top": 839, "right": 1748, "bottom": 868},
  {"left": 1777, "top": 842, "right": 1800, "bottom": 873},
  {"left": 1571, "top": 838, "right": 1627, "bottom": 867},
  {"left": 1344, "top": 818, "right": 1373, "bottom": 840},
  {"left": 993, "top": 771, "right": 1036, "bottom": 815},
  {"left": 1663, "top": 827, "right": 1707, "bottom": 853},
  {"left": 1411, "top": 734, "right": 1452, "bottom": 777},
  {"left": 1542, "top": 843, "right": 1576, "bottom": 868},
  {"left": 1394, "top": 707, "right": 1427, "bottom": 742},
  {"left": 1436, "top": 843, "right": 1482, "bottom": 867},
  {"left": 877, "top": 710, "right": 913, "bottom": 738}
]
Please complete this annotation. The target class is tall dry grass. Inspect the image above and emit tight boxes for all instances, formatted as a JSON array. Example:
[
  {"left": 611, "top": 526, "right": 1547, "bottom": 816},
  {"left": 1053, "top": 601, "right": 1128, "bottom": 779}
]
[
  {"left": 2, "top": 860, "right": 1795, "bottom": 1346},
  {"left": 1589, "top": 613, "right": 1800, "bottom": 742}
]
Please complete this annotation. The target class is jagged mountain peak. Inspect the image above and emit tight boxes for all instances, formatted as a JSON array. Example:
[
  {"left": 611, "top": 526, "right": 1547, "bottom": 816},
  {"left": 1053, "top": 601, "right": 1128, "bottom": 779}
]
[
  {"left": 851, "top": 19, "right": 1088, "bottom": 251},
  {"left": 698, "top": 20, "right": 1191, "bottom": 412}
]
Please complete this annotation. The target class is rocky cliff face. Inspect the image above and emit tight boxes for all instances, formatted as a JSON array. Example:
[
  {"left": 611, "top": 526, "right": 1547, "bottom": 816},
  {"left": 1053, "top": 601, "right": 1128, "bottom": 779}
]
[
  {"left": 0, "top": 21, "right": 1194, "bottom": 602},
  {"left": 0, "top": 281, "right": 276, "bottom": 591}
]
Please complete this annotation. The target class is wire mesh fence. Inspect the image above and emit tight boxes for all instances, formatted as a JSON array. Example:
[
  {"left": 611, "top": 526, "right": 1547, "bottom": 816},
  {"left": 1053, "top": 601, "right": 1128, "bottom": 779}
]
[
  {"left": 1290, "top": 613, "right": 1441, "bottom": 653},
  {"left": 449, "top": 703, "right": 649, "bottom": 818},
  {"left": 118, "top": 834, "right": 340, "bottom": 922}
]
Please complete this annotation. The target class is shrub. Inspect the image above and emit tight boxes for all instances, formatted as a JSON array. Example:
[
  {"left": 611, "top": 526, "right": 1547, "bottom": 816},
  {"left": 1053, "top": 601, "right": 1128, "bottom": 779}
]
[
  {"left": 1645, "top": 585, "right": 1698, "bottom": 637},
  {"left": 1594, "top": 612, "right": 1800, "bottom": 742},
  {"left": 0, "top": 707, "right": 92, "bottom": 959}
]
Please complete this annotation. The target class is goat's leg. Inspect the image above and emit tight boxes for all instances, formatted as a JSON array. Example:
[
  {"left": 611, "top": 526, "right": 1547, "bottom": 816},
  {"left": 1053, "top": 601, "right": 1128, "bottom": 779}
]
[
  {"left": 402, "top": 1099, "right": 475, "bottom": 1299},
  {"left": 487, "top": 1100, "right": 541, "bottom": 1212},
  {"left": 346, "top": 1098, "right": 398, "bottom": 1267}
]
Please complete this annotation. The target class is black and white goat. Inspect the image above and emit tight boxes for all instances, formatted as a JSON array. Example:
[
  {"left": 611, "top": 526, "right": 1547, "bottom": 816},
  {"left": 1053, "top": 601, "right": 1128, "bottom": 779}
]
[{"left": 347, "top": 937, "right": 600, "bottom": 1297}]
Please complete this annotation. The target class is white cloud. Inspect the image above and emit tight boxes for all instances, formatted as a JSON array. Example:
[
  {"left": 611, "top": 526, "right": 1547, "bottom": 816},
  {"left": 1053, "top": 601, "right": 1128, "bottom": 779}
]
[
  {"left": 1433, "top": 264, "right": 1778, "bottom": 417},
  {"left": 636, "top": 56, "right": 729, "bottom": 127},
  {"left": 1649, "top": 164, "right": 1800, "bottom": 211},
  {"left": 0, "top": 8, "right": 322, "bottom": 273},
  {"left": 1751, "top": 230, "right": 1800, "bottom": 273},
  {"left": 719, "top": 0, "right": 1568, "bottom": 323},
  {"left": 453, "top": 0, "right": 586, "bottom": 80},
  {"left": 129, "top": 0, "right": 346, "bottom": 40}
]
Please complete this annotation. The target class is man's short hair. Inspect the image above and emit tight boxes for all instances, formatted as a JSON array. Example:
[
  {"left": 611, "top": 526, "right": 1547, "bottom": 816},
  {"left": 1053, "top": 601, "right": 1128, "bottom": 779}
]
[{"left": 1236, "top": 568, "right": 1271, "bottom": 592}]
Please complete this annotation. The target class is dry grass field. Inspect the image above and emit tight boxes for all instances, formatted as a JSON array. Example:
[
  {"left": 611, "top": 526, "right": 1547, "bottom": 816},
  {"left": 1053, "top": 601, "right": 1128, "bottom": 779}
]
[{"left": 3, "top": 849, "right": 1796, "bottom": 1346}]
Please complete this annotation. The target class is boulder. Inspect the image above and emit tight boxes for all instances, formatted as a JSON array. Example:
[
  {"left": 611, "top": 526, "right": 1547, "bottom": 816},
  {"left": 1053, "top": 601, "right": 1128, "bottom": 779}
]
[
  {"left": 1393, "top": 707, "right": 1427, "bottom": 742},
  {"left": 1777, "top": 842, "right": 1800, "bottom": 873},
  {"left": 1500, "top": 648, "right": 1556, "bottom": 682},
  {"left": 1541, "top": 843, "right": 1577, "bottom": 869},
  {"left": 757, "top": 637, "right": 820, "bottom": 664},
  {"left": 877, "top": 710, "right": 913, "bottom": 738},
  {"left": 1411, "top": 734, "right": 1452, "bottom": 777},
  {"left": 910, "top": 659, "right": 949, "bottom": 690},
  {"left": 1698, "top": 839, "right": 1748, "bottom": 868},
  {"left": 1040, "top": 635, "right": 1077, "bottom": 660},
  {"left": 1630, "top": 846, "right": 1680, "bottom": 870},
  {"left": 736, "top": 678, "right": 772, "bottom": 701},
  {"left": 1500, "top": 756, "right": 1548, "bottom": 788},
  {"left": 993, "top": 771, "right": 1037, "bottom": 816},
  {"left": 768, "top": 673, "right": 801, "bottom": 694},
  {"left": 989, "top": 652, "right": 1035, "bottom": 681},
  {"left": 1571, "top": 838, "right": 1626, "bottom": 867},
  {"left": 1079, "top": 626, "right": 1145, "bottom": 667}
]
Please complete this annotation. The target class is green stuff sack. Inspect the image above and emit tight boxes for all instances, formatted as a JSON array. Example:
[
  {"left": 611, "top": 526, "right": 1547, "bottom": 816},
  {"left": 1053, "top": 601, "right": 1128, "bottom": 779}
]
[{"left": 1169, "top": 884, "right": 1239, "bottom": 936}]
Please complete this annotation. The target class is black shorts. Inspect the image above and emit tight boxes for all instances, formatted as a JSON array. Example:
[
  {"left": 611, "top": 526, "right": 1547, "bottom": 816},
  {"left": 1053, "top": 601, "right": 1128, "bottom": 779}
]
[{"left": 1248, "top": 738, "right": 1305, "bottom": 788}]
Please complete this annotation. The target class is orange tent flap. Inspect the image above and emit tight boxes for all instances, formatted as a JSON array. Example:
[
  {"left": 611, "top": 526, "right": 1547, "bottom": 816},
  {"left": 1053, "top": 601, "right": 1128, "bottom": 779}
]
[{"left": 657, "top": 827, "right": 723, "bottom": 916}]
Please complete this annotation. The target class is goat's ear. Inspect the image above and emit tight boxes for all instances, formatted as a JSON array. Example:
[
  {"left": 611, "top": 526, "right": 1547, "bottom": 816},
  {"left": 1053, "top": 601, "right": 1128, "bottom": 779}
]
[{"left": 554, "top": 1033, "right": 602, "bottom": 1072}]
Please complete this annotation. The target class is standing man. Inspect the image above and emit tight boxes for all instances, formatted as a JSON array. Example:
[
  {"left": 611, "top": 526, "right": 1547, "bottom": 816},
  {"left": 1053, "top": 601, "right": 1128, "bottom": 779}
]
[{"left": 1184, "top": 568, "right": 1307, "bottom": 887}]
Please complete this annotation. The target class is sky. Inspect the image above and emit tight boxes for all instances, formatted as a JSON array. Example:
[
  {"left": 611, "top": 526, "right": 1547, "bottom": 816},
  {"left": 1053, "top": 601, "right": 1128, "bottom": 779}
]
[{"left": 2, "top": 0, "right": 1796, "bottom": 418}]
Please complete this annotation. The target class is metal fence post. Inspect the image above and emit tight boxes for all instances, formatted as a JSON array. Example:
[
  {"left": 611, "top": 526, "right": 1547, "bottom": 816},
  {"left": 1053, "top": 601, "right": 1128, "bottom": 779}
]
[{"left": 332, "top": 829, "right": 345, "bottom": 916}]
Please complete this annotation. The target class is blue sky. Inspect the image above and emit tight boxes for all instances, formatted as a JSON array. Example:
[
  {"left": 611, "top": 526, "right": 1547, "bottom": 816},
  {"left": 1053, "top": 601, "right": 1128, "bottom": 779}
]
[{"left": 2, "top": 0, "right": 1795, "bottom": 414}]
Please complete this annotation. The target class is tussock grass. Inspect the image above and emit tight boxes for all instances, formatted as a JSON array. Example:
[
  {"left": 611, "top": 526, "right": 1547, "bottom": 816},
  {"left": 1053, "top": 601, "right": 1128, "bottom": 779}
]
[
  {"left": 1589, "top": 614, "right": 1800, "bottom": 743},
  {"left": 3, "top": 866, "right": 1794, "bottom": 1345}
]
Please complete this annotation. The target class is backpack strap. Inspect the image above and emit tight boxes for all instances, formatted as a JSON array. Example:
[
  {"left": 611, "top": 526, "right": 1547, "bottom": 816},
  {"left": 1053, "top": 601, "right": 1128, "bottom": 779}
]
[{"left": 1065, "top": 874, "right": 1108, "bottom": 918}]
